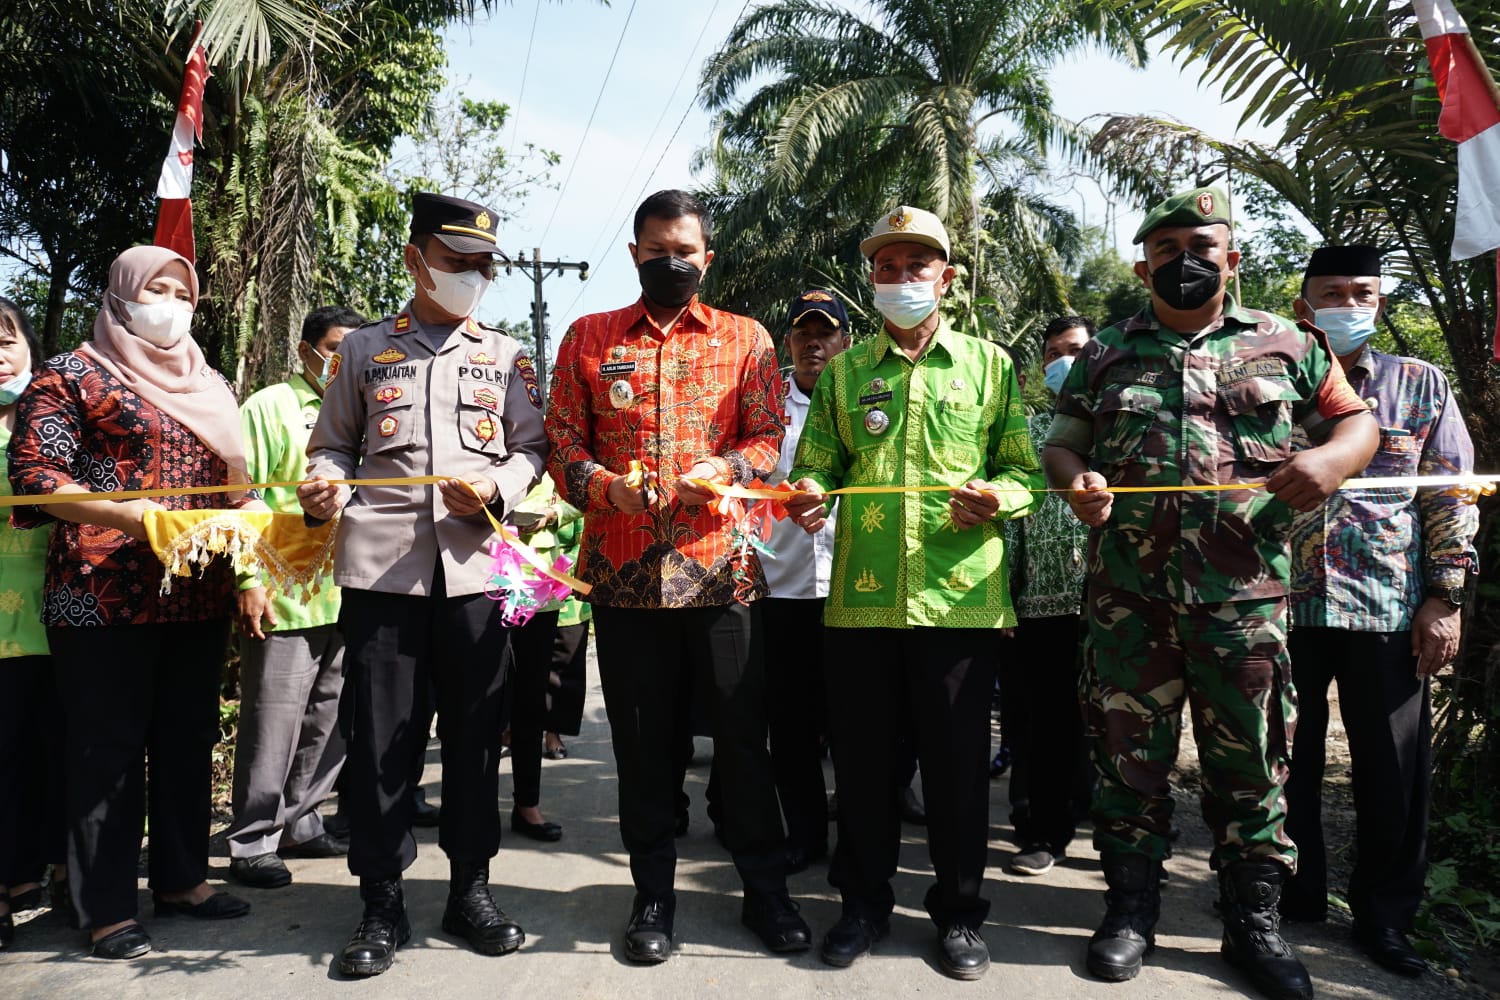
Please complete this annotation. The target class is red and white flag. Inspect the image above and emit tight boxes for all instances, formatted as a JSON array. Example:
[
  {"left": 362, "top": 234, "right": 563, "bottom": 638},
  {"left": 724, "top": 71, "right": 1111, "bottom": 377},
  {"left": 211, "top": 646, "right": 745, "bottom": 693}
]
[
  {"left": 1414, "top": 0, "right": 1500, "bottom": 355},
  {"left": 153, "top": 24, "right": 209, "bottom": 261}
]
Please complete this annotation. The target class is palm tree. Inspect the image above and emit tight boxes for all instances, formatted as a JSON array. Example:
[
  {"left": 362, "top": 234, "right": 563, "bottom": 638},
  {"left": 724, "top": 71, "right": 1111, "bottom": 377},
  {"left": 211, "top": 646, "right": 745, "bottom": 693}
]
[{"left": 696, "top": 0, "right": 1144, "bottom": 334}]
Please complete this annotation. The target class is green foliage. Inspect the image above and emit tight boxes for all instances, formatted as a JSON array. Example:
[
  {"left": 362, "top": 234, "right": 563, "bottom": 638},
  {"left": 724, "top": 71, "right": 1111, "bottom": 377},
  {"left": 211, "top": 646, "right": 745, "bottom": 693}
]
[
  {"left": 698, "top": 0, "right": 1144, "bottom": 336},
  {"left": 1064, "top": 235, "right": 1149, "bottom": 330}
]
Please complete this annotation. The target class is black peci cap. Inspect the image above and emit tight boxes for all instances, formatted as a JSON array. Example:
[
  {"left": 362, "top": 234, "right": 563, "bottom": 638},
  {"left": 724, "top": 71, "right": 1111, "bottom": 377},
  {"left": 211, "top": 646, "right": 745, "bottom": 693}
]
[
  {"left": 1305, "top": 245, "right": 1382, "bottom": 280},
  {"left": 410, "top": 192, "right": 504, "bottom": 255}
]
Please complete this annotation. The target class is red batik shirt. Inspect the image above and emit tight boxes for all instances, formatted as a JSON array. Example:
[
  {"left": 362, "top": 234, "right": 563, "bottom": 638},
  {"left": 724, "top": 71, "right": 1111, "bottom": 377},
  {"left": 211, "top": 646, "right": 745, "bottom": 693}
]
[
  {"left": 545, "top": 297, "right": 784, "bottom": 608},
  {"left": 7, "top": 352, "right": 240, "bottom": 626}
]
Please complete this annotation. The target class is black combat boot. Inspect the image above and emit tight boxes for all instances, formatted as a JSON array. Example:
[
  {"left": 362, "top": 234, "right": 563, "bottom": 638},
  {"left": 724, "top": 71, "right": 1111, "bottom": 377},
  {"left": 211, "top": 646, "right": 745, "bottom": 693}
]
[
  {"left": 339, "top": 878, "right": 410, "bottom": 977},
  {"left": 442, "top": 860, "right": 525, "bottom": 955},
  {"left": 1218, "top": 859, "right": 1315, "bottom": 999},
  {"left": 1086, "top": 852, "right": 1161, "bottom": 981}
]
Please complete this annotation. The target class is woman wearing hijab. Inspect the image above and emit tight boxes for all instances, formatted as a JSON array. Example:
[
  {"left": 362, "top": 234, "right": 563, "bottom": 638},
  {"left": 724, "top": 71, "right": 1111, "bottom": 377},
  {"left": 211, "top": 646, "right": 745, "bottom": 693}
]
[
  {"left": 8, "top": 246, "right": 258, "bottom": 960},
  {"left": 0, "top": 296, "right": 67, "bottom": 946}
]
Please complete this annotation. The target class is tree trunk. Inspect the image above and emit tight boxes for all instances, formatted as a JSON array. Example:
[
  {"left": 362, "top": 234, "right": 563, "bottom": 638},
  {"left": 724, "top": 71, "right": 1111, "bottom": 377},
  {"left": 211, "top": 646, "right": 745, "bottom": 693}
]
[{"left": 42, "top": 258, "right": 73, "bottom": 359}]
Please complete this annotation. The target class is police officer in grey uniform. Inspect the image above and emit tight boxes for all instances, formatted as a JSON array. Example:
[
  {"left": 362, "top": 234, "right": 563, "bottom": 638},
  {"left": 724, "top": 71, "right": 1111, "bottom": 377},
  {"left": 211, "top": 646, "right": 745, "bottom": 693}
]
[{"left": 299, "top": 193, "right": 548, "bottom": 977}]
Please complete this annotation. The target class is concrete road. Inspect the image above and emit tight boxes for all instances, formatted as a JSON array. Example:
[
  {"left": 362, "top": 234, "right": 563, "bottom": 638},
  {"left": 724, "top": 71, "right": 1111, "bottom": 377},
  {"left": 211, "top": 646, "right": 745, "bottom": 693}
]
[{"left": 1, "top": 671, "right": 1462, "bottom": 1000}]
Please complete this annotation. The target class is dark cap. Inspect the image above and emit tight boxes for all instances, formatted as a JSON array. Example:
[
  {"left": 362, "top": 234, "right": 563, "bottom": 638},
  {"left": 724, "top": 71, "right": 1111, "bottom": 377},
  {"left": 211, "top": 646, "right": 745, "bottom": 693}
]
[
  {"left": 1132, "top": 185, "right": 1232, "bottom": 244},
  {"left": 410, "top": 192, "right": 504, "bottom": 255},
  {"left": 1305, "top": 245, "right": 1382, "bottom": 280},
  {"left": 787, "top": 289, "right": 849, "bottom": 331}
]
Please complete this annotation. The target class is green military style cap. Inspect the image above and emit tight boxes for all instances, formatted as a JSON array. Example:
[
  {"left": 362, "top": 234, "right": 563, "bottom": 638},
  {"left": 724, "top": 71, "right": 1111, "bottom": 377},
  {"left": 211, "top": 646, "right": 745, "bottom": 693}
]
[
  {"left": 1132, "top": 185, "right": 1232, "bottom": 244},
  {"left": 410, "top": 191, "right": 506, "bottom": 256}
]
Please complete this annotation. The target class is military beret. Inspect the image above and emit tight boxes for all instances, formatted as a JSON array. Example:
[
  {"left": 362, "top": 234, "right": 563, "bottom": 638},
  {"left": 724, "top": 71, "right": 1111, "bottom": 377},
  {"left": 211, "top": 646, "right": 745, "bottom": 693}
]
[
  {"left": 787, "top": 289, "right": 850, "bottom": 330},
  {"left": 860, "top": 205, "right": 951, "bottom": 260},
  {"left": 1305, "top": 245, "right": 1382, "bottom": 279},
  {"left": 410, "top": 192, "right": 504, "bottom": 255},
  {"left": 1132, "top": 185, "right": 1232, "bottom": 244}
]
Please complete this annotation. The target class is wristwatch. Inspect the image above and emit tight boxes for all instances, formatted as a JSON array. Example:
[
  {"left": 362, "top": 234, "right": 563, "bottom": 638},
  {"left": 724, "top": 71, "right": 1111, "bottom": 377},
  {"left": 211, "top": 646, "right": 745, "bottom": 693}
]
[{"left": 1437, "top": 584, "right": 1467, "bottom": 609}]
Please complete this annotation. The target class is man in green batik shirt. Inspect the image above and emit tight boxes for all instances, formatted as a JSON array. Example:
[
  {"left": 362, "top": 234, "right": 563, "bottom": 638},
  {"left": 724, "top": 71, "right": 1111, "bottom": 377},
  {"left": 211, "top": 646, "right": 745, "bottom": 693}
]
[
  {"left": 1041, "top": 186, "right": 1376, "bottom": 1000},
  {"left": 785, "top": 205, "right": 1041, "bottom": 982}
]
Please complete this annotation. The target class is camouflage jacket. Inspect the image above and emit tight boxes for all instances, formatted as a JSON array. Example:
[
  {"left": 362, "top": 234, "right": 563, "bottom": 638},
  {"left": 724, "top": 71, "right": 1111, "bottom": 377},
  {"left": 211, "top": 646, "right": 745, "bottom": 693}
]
[{"left": 1045, "top": 301, "right": 1367, "bottom": 604}]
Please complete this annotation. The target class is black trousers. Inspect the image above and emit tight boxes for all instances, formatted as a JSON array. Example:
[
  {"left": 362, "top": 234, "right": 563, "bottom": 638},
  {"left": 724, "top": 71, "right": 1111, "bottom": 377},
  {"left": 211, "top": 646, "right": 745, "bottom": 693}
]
[
  {"left": 825, "top": 627, "right": 996, "bottom": 929},
  {"left": 999, "top": 614, "right": 1090, "bottom": 852},
  {"left": 545, "top": 620, "right": 589, "bottom": 736},
  {"left": 1284, "top": 627, "right": 1430, "bottom": 929},
  {"left": 49, "top": 620, "right": 228, "bottom": 928},
  {"left": 593, "top": 603, "right": 787, "bottom": 905},
  {"left": 0, "top": 654, "right": 65, "bottom": 885},
  {"left": 762, "top": 598, "right": 829, "bottom": 856},
  {"left": 339, "top": 581, "right": 511, "bottom": 880},
  {"left": 508, "top": 609, "right": 560, "bottom": 809}
]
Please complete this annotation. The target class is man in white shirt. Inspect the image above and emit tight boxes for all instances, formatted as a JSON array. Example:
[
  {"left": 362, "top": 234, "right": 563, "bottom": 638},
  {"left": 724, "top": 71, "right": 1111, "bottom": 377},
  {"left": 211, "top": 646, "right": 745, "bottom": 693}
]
[{"left": 761, "top": 290, "right": 850, "bottom": 873}]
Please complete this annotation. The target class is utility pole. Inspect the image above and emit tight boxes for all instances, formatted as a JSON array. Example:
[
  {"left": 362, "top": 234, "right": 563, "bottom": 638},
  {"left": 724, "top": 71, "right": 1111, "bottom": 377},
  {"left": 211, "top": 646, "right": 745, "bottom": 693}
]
[{"left": 509, "top": 247, "right": 589, "bottom": 391}]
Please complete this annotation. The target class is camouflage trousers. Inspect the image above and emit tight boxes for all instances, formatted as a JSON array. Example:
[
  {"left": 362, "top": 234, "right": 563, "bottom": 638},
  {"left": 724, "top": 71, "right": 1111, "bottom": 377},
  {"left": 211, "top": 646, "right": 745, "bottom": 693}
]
[{"left": 1083, "top": 585, "right": 1298, "bottom": 871}]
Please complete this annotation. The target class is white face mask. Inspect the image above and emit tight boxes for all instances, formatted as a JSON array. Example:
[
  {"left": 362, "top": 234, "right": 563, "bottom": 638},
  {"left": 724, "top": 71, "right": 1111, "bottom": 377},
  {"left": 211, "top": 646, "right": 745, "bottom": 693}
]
[
  {"left": 121, "top": 298, "right": 193, "bottom": 348},
  {"left": 872, "top": 281, "right": 939, "bottom": 330},
  {"left": 417, "top": 250, "right": 491, "bottom": 318}
]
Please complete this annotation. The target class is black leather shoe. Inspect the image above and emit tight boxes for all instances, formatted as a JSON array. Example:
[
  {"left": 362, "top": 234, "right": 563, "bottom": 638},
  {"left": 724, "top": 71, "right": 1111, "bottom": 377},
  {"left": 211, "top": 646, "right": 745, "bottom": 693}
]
[
  {"left": 820, "top": 913, "right": 888, "bottom": 967},
  {"left": 1354, "top": 923, "right": 1426, "bottom": 977},
  {"left": 153, "top": 890, "right": 252, "bottom": 919},
  {"left": 624, "top": 897, "right": 674, "bottom": 964},
  {"left": 510, "top": 807, "right": 563, "bottom": 843},
  {"left": 442, "top": 861, "right": 524, "bottom": 955},
  {"left": 91, "top": 922, "right": 151, "bottom": 960},
  {"left": 280, "top": 831, "right": 350, "bottom": 858},
  {"left": 411, "top": 790, "right": 440, "bottom": 828},
  {"left": 938, "top": 924, "right": 990, "bottom": 980},
  {"left": 742, "top": 891, "right": 811, "bottom": 953},
  {"left": 1217, "top": 860, "right": 1313, "bottom": 1000},
  {"left": 340, "top": 879, "right": 410, "bottom": 977},
  {"left": 898, "top": 786, "right": 927, "bottom": 826},
  {"left": 230, "top": 853, "right": 293, "bottom": 889}
]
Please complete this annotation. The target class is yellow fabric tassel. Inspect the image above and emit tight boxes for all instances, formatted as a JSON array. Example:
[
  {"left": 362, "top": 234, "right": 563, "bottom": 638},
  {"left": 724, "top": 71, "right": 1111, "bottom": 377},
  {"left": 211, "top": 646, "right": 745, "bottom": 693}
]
[{"left": 143, "top": 510, "right": 338, "bottom": 602}]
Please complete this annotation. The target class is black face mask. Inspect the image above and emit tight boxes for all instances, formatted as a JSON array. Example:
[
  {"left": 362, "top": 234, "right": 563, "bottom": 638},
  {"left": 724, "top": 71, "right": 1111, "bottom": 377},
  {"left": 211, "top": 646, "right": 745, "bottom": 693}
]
[
  {"left": 1150, "top": 249, "right": 1222, "bottom": 311},
  {"left": 637, "top": 255, "right": 702, "bottom": 308}
]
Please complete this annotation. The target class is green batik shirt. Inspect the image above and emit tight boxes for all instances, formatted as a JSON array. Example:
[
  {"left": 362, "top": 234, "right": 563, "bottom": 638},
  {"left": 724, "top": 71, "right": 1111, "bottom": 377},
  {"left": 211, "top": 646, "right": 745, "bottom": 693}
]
[
  {"left": 238, "top": 375, "right": 342, "bottom": 629},
  {"left": 1045, "top": 301, "right": 1369, "bottom": 605},
  {"left": 1005, "top": 410, "right": 1089, "bottom": 619},
  {"left": 790, "top": 319, "right": 1042, "bottom": 629}
]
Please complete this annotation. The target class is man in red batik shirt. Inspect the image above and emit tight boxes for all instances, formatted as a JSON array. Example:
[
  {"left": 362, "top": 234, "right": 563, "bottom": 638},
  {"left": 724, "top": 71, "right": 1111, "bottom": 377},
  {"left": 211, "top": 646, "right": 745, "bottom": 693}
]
[{"left": 546, "top": 189, "right": 809, "bottom": 964}]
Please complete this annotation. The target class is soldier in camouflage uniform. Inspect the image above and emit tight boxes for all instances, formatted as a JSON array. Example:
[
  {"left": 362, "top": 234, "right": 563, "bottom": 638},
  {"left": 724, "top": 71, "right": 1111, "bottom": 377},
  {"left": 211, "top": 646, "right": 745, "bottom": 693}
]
[{"left": 1041, "top": 186, "right": 1377, "bottom": 1000}]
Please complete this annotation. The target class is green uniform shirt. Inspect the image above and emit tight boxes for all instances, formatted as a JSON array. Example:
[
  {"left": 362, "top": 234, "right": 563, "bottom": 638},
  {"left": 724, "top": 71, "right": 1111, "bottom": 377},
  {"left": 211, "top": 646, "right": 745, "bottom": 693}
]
[
  {"left": 239, "top": 374, "right": 341, "bottom": 629},
  {"left": 791, "top": 319, "right": 1042, "bottom": 629},
  {"left": 1046, "top": 301, "right": 1369, "bottom": 605},
  {"left": 0, "top": 422, "right": 51, "bottom": 658}
]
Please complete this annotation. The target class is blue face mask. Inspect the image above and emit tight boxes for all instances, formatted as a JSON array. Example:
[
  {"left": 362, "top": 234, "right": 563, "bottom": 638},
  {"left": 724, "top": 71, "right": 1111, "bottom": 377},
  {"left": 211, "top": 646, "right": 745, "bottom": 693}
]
[
  {"left": 1314, "top": 306, "right": 1379, "bottom": 357},
  {"left": 1043, "top": 355, "right": 1075, "bottom": 395},
  {"left": 0, "top": 369, "right": 31, "bottom": 406}
]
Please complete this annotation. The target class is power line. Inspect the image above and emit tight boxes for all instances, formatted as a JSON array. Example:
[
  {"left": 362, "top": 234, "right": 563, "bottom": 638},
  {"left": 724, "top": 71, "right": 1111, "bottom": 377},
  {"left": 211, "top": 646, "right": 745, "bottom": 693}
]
[
  {"left": 557, "top": 0, "right": 754, "bottom": 330},
  {"left": 506, "top": 0, "right": 544, "bottom": 154},
  {"left": 538, "top": 0, "right": 639, "bottom": 245},
  {"left": 577, "top": 0, "right": 726, "bottom": 270}
]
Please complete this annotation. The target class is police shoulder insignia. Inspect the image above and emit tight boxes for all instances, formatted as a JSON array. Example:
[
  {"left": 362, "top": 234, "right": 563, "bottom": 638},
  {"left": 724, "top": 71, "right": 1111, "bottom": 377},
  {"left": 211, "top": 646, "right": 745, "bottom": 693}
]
[
  {"left": 515, "top": 355, "right": 542, "bottom": 409},
  {"left": 373, "top": 347, "right": 406, "bottom": 364},
  {"left": 374, "top": 386, "right": 403, "bottom": 404},
  {"left": 326, "top": 353, "right": 341, "bottom": 384},
  {"left": 378, "top": 415, "right": 399, "bottom": 437},
  {"left": 393, "top": 315, "right": 411, "bottom": 333}
]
